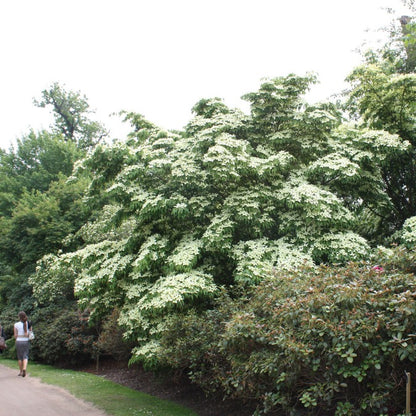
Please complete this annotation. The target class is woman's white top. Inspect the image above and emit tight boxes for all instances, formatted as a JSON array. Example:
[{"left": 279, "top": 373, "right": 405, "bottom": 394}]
[{"left": 14, "top": 321, "right": 29, "bottom": 341}]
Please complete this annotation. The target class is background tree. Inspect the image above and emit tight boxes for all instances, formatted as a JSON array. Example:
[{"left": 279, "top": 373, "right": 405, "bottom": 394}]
[
  {"left": 0, "top": 85, "right": 102, "bottom": 356},
  {"left": 346, "top": 14, "right": 416, "bottom": 238},
  {"left": 34, "top": 82, "right": 108, "bottom": 150},
  {"left": 0, "top": 131, "right": 81, "bottom": 217},
  {"left": 0, "top": 128, "right": 89, "bottom": 273}
]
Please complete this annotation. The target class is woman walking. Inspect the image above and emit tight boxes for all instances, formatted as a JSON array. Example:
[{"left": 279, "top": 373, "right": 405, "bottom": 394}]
[{"left": 14, "top": 311, "right": 31, "bottom": 377}]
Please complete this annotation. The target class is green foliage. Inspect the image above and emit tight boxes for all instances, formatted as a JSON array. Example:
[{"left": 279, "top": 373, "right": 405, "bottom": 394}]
[
  {"left": 0, "top": 274, "right": 35, "bottom": 315},
  {"left": 241, "top": 73, "right": 319, "bottom": 137},
  {"left": 97, "top": 308, "right": 133, "bottom": 361},
  {"left": 30, "top": 305, "right": 98, "bottom": 365},
  {"left": 159, "top": 248, "right": 416, "bottom": 415},
  {"left": 0, "top": 174, "right": 89, "bottom": 274},
  {"left": 0, "top": 130, "right": 82, "bottom": 217},
  {"left": 312, "top": 232, "right": 370, "bottom": 263},
  {"left": 347, "top": 64, "right": 416, "bottom": 143},
  {"left": 345, "top": 15, "right": 416, "bottom": 233},
  {"left": 0, "top": 124, "right": 91, "bottom": 279},
  {"left": 31, "top": 253, "right": 77, "bottom": 304},
  {"left": 374, "top": 244, "right": 416, "bottom": 274}
]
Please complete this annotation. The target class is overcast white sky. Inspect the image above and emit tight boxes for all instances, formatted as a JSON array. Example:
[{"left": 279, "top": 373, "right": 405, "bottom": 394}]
[{"left": 0, "top": 0, "right": 410, "bottom": 150}]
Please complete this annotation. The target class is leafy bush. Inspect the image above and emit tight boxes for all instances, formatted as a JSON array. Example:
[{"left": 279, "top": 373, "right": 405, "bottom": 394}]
[
  {"left": 160, "top": 248, "right": 416, "bottom": 415},
  {"left": 159, "top": 288, "right": 238, "bottom": 391},
  {"left": 30, "top": 305, "right": 98, "bottom": 366},
  {"left": 97, "top": 308, "right": 133, "bottom": 361}
]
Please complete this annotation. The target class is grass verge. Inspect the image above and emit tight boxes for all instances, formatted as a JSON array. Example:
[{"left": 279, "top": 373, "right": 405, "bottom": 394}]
[{"left": 0, "top": 358, "right": 197, "bottom": 416}]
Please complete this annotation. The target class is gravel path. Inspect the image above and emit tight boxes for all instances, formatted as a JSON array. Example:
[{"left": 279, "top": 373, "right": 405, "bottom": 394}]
[{"left": 0, "top": 364, "right": 108, "bottom": 416}]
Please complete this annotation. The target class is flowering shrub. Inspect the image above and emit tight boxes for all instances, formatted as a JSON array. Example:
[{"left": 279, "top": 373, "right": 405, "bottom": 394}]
[{"left": 160, "top": 248, "right": 416, "bottom": 415}]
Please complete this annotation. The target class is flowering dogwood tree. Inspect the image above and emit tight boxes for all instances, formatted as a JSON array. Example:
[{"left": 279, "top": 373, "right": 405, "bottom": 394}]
[{"left": 32, "top": 74, "right": 409, "bottom": 363}]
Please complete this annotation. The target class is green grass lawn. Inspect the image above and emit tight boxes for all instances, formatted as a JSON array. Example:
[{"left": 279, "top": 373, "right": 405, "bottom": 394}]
[{"left": 0, "top": 358, "right": 197, "bottom": 416}]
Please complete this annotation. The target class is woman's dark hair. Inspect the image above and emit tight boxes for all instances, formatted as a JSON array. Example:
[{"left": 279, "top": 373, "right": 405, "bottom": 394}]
[{"left": 18, "top": 311, "right": 27, "bottom": 333}]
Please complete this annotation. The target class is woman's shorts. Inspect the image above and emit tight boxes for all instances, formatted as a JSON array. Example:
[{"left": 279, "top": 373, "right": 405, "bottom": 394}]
[{"left": 16, "top": 341, "right": 29, "bottom": 360}]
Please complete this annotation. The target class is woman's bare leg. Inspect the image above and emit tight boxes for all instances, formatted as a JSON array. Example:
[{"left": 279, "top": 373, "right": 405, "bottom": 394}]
[{"left": 22, "top": 358, "right": 27, "bottom": 376}]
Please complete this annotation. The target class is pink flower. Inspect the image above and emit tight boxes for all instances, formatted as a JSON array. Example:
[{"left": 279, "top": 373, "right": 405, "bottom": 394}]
[{"left": 372, "top": 265, "right": 384, "bottom": 273}]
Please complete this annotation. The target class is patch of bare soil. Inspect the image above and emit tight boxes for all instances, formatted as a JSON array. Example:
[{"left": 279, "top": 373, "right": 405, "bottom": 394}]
[{"left": 83, "top": 359, "right": 257, "bottom": 416}]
